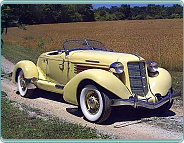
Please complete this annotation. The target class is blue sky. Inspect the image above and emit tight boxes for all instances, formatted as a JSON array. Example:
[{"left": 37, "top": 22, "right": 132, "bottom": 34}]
[{"left": 93, "top": 4, "right": 174, "bottom": 9}]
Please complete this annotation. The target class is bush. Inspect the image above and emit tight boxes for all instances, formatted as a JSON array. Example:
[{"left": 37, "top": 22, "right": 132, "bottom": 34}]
[{"left": 135, "top": 15, "right": 145, "bottom": 20}]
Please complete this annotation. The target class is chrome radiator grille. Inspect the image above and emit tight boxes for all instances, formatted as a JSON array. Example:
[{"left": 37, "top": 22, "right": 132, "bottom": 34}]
[{"left": 127, "top": 62, "right": 148, "bottom": 97}]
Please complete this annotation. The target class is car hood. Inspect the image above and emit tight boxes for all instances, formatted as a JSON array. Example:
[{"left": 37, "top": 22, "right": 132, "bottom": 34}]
[{"left": 69, "top": 50, "right": 145, "bottom": 66}]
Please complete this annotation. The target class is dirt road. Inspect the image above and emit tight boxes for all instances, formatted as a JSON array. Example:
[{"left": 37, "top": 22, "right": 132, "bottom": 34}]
[{"left": 1, "top": 56, "right": 183, "bottom": 139}]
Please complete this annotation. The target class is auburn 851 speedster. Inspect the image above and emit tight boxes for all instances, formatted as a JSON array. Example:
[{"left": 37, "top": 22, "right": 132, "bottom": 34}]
[{"left": 12, "top": 39, "right": 181, "bottom": 123}]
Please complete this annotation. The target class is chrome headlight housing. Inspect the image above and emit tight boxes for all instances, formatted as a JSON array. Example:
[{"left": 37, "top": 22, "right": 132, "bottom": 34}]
[
  {"left": 147, "top": 61, "right": 159, "bottom": 77},
  {"left": 147, "top": 61, "right": 158, "bottom": 72},
  {"left": 110, "top": 62, "right": 124, "bottom": 74}
]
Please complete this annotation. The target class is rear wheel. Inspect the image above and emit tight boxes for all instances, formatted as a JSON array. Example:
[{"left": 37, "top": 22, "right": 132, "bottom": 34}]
[
  {"left": 80, "top": 84, "right": 111, "bottom": 123},
  {"left": 17, "top": 70, "right": 34, "bottom": 98}
]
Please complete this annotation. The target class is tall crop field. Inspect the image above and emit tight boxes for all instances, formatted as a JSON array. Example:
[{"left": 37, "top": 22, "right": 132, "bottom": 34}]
[{"left": 2, "top": 19, "right": 183, "bottom": 71}]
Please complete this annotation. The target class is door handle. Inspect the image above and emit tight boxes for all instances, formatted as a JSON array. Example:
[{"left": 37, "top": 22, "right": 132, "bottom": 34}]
[
  {"left": 43, "top": 59, "right": 48, "bottom": 64},
  {"left": 59, "top": 60, "right": 64, "bottom": 71}
]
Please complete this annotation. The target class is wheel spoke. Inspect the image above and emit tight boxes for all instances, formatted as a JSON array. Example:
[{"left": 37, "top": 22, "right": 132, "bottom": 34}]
[
  {"left": 19, "top": 74, "right": 27, "bottom": 91},
  {"left": 85, "top": 90, "right": 100, "bottom": 115}
]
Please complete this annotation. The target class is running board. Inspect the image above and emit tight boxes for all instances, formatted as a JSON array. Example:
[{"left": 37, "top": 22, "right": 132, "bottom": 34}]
[{"left": 36, "top": 80, "right": 64, "bottom": 94}]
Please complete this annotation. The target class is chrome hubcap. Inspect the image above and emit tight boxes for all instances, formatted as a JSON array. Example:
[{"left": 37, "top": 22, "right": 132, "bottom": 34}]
[
  {"left": 85, "top": 90, "right": 100, "bottom": 115},
  {"left": 20, "top": 75, "right": 26, "bottom": 91}
]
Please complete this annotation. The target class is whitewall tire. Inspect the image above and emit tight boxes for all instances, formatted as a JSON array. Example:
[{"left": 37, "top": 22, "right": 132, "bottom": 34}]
[
  {"left": 17, "top": 70, "right": 34, "bottom": 97},
  {"left": 80, "top": 84, "right": 111, "bottom": 123}
]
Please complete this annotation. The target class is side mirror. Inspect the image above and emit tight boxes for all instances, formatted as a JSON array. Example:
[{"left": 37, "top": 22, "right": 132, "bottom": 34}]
[{"left": 109, "top": 49, "right": 113, "bottom": 52}]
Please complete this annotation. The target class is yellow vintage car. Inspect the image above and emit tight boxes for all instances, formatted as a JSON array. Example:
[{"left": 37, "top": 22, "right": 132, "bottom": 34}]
[{"left": 12, "top": 39, "right": 181, "bottom": 123}]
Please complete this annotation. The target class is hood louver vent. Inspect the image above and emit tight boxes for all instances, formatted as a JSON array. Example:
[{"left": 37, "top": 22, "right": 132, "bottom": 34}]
[{"left": 74, "top": 65, "right": 109, "bottom": 73}]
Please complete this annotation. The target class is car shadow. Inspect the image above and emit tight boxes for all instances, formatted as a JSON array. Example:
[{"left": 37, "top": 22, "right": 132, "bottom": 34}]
[
  {"left": 19, "top": 89, "right": 176, "bottom": 125},
  {"left": 101, "top": 106, "right": 176, "bottom": 125},
  {"left": 24, "top": 89, "right": 67, "bottom": 103},
  {"left": 18, "top": 89, "right": 84, "bottom": 117},
  {"left": 66, "top": 105, "right": 176, "bottom": 125},
  {"left": 29, "top": 89, "right": 84, "bottom": 117},
  {"left": 66, "top": 108, "right": 83, "bottom": 117}
]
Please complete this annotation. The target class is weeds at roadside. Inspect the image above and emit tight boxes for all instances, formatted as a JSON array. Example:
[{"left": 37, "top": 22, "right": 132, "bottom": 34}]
[
  {"left": 23, "top": 35, "right": 33, "bottom": 40},
  {"left": 1, "top": 71, "right": 12, "bottom": 80},
  {"left": 141, "top": 116, "right": 183, "bottom": 133},
  {"left": 1, "top": 94, "right": 112, "bottom": 139},
  {"left": 1, "top": 44, "right": 43, "bottom": 64}
]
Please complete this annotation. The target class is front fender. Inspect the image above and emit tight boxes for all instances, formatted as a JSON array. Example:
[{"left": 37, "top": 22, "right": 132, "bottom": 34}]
[
  {"left": 12, "top": 60, "right": 38, "bottom": 83},
  {"left": 149, "top": 67, "right": 172, "bottom": 96},
  {"left": 63, "top": 69, "right": 131, "bottom": 105}
]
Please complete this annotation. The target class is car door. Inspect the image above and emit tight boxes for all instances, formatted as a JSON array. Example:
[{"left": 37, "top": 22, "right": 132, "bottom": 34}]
[{"left": 46, "top": 52, "right": 68, "bottom": 85}]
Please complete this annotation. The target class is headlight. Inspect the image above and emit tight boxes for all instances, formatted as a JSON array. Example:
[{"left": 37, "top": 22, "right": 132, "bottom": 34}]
[
  {"left": 147, "top": 61, "right": 159, "bottom": 77},
  {"left": 110, "top": 62, "right": 124, "bottom": 74},
  {"left": 147, "top": 61, "right": 158, "bottom": 72}
]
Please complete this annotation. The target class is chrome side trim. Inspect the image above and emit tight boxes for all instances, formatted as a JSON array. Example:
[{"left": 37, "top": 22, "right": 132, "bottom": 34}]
[
  {"left": 85, "top": 60, "right": 100, "bottom": 63},
  {"left": 111, "top": 91, "right": 181, "bottom": 109},
  {"left": 55, "top": 84, "right": 65, "bottom": 89}
]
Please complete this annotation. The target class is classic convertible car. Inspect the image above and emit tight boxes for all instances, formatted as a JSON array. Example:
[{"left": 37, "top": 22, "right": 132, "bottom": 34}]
[{"left": 13, "top": 39, "right": 181, "bottom": 123}]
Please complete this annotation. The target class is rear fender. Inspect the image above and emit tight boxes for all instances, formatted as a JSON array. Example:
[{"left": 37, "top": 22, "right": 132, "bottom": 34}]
[
  {"left": 12, "top": 60, "right": 38, "bottom": 83},
  {"left": 149, "top": 67, "right": 172, "bottom": 96},
  {"left": 63, "top": 69, "right": 131, "bottom": 105}
]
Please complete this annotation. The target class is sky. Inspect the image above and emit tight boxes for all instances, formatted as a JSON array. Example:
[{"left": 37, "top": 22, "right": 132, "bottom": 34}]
[{"left": 93, "top": 4, "right": 174, "bottom": 9}]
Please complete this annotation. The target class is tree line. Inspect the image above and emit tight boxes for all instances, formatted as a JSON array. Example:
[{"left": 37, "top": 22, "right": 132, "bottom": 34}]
[
  {"left": 1, "top": 4, "right": 183, "bottom": 33},
  {"left": 94, "top": 4, "right": 182, "bottom": 21}
]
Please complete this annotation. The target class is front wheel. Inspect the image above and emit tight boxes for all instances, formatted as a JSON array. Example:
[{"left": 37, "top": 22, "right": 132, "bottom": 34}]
[
  {"left": 17, "top": 70, "right": 34, "bottom": 98},
  {"left": 155, "top": 88, "right": 174, "bottom": 114},
  {"left": 80, "top": 84, "right": 111, "bottom": 123},
  {"left": 156, "top": 100, "right": 173, "bottom": 114}
]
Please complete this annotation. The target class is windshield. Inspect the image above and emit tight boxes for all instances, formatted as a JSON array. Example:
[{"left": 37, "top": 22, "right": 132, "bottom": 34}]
[{"left": 63, "top": 39, "right": 107, "bottom": 54}]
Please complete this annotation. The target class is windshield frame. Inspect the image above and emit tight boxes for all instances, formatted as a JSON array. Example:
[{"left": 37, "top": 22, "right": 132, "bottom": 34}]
[{"left": 62, "top": 39, "right": 107, "bottom": 55}]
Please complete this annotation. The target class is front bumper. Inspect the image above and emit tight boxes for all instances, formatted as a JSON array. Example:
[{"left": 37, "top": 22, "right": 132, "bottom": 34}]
[{"left": 111, "top": 91, "right": 181, "bottom": 109}]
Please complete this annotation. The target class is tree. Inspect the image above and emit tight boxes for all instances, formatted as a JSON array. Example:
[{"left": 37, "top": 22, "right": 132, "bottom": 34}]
[
  {"left": 1, "top": 5, "right": 18, "bottom": 34},
  {"left": 2, "top": 4, "right": 183, "bottom": 27},
  {"left": 75, "top": 4, "right": 94, "bottom": 22},
  {"left": 119, "top": 4, "right": 132, "bottom": 19}
]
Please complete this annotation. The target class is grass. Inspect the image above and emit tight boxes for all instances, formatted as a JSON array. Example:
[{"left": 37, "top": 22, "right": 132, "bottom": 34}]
[
  {"left": 141, "top": 116, "right": 183, "bottom": 132},
  {"left": 1, "top": 94, "right": 110, "bottom": 139},
  {"left": 171, "top": 72, "right": 183, "bottom": 96},
  {"left": 170, "top": 71, "right": 183, "bottom": 105},
  {"left": 1, "top": 44, "right": 43, "bottom": 64},
  {"left": 1, "top": 70, "right": 13, "bottom": 79},
  {"left": 2, "top": 19, "right": 183, "bottom": 71}
]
